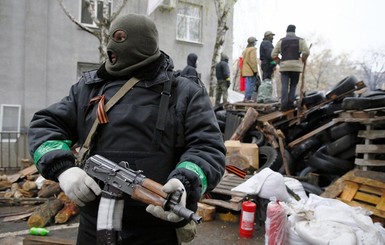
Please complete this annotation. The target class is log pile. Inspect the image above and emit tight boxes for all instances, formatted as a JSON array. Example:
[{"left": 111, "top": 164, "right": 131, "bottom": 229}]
[{"left": 0, "top": 164, "right": 80, "bottom": 228}]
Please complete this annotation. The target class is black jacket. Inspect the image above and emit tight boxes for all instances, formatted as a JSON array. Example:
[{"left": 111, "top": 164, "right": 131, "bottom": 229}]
[
  {"left": 260, "top": 38, "right": 274, "bottom": 62},
  {"left": 215, "top": 56, "right": 230, "bottom": 81},
  {"left": 28, "top": 52, "right": 225, "bottom": 197}
]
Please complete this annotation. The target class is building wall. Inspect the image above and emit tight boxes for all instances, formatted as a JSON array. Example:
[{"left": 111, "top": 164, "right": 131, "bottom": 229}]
[{"left": 0, "top": 0, "right": 233, "bottom": 130}]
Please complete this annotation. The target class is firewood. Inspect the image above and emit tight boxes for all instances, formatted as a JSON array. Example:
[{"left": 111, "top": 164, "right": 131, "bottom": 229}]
[
  {"left": 55, "top": 201, "right": 80, "bottom": 224},
  {"left": 22, "top": 180, "right": 37, "bottom": 191},
  {"left": 38, "top": 180, "right": 61, "bottom": 198},
  {"left": 14, "top": 188, "right": 35, "bottom": 198},
  {"left": 28, "top": 199, "right": 64, "bottom": 228},
  {"left": 57, "top": 192, "right": 71, "bottom": 203},
  {"left": 230, "top": 107, "right": 258, "bottom": 140},
  {"left": 0, "top": 180, "right": 12, "bottom": 191}
]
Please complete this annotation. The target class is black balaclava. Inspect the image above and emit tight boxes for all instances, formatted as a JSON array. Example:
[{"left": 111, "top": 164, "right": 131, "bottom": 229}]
[
  {"left": 105, "top": 14, "right": 161, "bottom": 77},
  {"left": 186, "top": 53, "right": 198, "bottom": 68}
]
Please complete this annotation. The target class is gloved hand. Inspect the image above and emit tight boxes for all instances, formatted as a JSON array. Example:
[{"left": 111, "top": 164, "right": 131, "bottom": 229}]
[
  {"left": 57, "top": 167, "right": 102, "bottom": 207},
  {"left": 146, "top": 178, "right": 186, "bottom": 223}
]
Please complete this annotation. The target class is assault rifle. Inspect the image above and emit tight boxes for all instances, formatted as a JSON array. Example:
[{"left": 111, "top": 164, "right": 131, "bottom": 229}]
[{"left": 84, "top": 154, "right": 202, "bottom": 224}]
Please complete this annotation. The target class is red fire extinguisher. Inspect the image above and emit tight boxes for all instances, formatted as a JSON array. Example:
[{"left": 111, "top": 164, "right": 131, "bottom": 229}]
[{"left": 239, "top": 200, "right": 256, "bottom": 238}]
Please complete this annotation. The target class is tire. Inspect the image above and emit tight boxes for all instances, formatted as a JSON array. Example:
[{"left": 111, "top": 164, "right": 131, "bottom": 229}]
[
  {"left": 290, "top": 137, "right": 322, "bottom": 160},
  {"left": 300, "top": 181, "right": 323, "bottom": 196},
  {"left": 341, "top": 94, "right": 385, "bottom": 110},
  {"left": 215, "top": 110, "right": 227, "bottom": 122},
  {"left": 336, "top": 146, "right": 356, "bottom": 160},
  {"left": 325, "top": 133, "right": 357, "bottom": 156},
  {"left": 329, "top": 122, "right": 363, "bottom": 140},
  {"left": 303, "top": 91, "right": 325, "bottom": 108},
  {"left": 257, "top": 146, "right": 281, "bottom": 172},
  {"left": 299, "top": 166, "right": 339, "bottom": 189},
  {"left": 326, "top": 76, "right": 358, "bottom": 101},
  {"left": 242, "top": 130, "right": 265, "bottom": 146},
  {"left": 308, "top": 145, "right": 354, "bottom": 175}
]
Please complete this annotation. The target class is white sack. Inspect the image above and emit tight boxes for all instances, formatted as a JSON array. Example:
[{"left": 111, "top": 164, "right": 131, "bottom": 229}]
[{"left": 231, "top": 168, "right": 291, "bottom": 202}]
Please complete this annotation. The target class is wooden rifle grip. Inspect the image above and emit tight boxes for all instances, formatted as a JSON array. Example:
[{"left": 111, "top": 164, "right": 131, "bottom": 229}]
[
  {"left": 141, "top": 178, "right": 168, "bottom": 199},
  {"left": 131, "top": 185, "right": 165, "bottom": 207}
]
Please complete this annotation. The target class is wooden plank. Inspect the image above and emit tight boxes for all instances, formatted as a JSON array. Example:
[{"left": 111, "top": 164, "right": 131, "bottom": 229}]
[
  {"left": 209, "top": 188, "right": 245, "bottom": 197},
  {"left": 338, "top": 199, "right": 385, "bottom": 219},
  {"left": 377, "top": 191, "right": 385, "bottom": 211},
  {"left": 354, "top": 191, "right": 380, "bottom": 205},
  {"left": 288, "top": 120, "right": 336, "bottom": 148},
  {"left": 355, "top": 144, "right": 385, "bottom": 154},
  {"left": 344, "top": 170, "right": 385, "bottom": 189},
  {"left": 358, "top": 130, "right": 385, "bottom": 139},
  {"left": 340, "top": 181, "right": 359, "bottom": 201},
  {"left": 355, "top": 158, "right": 385, "bottom": 167},
  {"left": 257, "top": 109, "right": 295, "bottom": 123},
  {"left": 354, "top": 170, "right": 385, "bottom": 183},
  {"left": 200, "top": 198, "right": 242, "bottom": 211},
  {"left": 359, "top": 184, "right": 384, "bottom": 196},
  {"left": 333, "top": 115, "right": 385, "bottom": 124},
  {"left": 23, "top": 236, "right": 75, "bottom": 245}
]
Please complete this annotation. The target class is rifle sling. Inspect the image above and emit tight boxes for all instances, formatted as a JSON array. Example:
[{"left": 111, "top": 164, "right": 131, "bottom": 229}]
[{"left": 77, "top": 77, "right": 140, "bottom": 164}]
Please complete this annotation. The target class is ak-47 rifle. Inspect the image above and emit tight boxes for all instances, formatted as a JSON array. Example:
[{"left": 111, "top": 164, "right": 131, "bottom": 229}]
[{"left": 84, "top": 154, "right": 202, "bottom": 224}]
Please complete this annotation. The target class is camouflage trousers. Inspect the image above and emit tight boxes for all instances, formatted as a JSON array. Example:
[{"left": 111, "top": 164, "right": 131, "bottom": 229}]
[
  {"left": 257, "top": 79, "right": 273, "bottom": 103},
  {"left": 215, "top": 80, "right": 229, "bottom": 106}
]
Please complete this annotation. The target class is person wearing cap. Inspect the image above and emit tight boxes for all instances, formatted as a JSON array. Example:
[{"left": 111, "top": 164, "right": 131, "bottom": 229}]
[
  {"left": 215, "top": 53, "right": 231, "bottom": 106},
  {"left": 258, "top": 31, "right": 276, "bottom": 102},
  {"left": 241, "top": 36, "right": 259, "bottom": 102},
  {"left": 272, "top": 24, "right": 310, "bottom": 111},
  {"left": 28, "top": 13, "right": 225, "bottom": 245}
]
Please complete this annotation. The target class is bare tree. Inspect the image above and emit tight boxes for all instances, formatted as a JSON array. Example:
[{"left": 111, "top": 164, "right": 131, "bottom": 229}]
[
  {"left": 209, "top": 0, "right": 237, "bottom": 96},
  {"left": 356, "top": 49, "right": 385, "bottom": 90},
  {"left": 57, "top": 0, "right": 128, "bottom": 63}
]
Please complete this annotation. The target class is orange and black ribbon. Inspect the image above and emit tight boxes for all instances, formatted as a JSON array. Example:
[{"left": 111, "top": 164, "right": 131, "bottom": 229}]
[
  {"left": 88, "top": 95, "right": 108, "bottom": 124},
  {"left": 225, "top": 165, "right": 247, "bottom": 179},
  {"left": 97, "top": 95, "right": 108, "bottom": 124}
]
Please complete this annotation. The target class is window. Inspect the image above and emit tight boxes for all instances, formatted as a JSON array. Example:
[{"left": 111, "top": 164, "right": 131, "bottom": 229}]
[
  {"left": 176, "top": 2, "right": 202, "bottom": 43},
  {"left": 77, "top": 62, "right": 100, "bottom": 80},
  {"left": 0, "top": 104, "right": 21, "bottom": 142},
  {"left": 80, "top": 0, "right": 112, "bottom": 27}
]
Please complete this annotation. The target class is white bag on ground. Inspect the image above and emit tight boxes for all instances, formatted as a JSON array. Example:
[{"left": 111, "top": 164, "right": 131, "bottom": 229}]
[{"left": 231, "top": 168, "right": 291, "bottom": 202}]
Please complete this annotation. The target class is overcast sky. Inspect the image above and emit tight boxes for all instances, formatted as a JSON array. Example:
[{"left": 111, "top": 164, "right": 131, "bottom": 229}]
[{"left": 233, "top": 0, "right": 385, "bottom": 60}]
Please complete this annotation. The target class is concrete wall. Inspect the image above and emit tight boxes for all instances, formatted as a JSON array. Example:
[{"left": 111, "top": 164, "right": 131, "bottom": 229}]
[{"left": 0, "top": 0, "right": 233, "bottom": 130}]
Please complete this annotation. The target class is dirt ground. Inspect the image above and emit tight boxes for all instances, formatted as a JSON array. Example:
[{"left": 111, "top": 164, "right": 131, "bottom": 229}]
[{"left": 0, "top": 205, "right": 265, "bottom": 245}]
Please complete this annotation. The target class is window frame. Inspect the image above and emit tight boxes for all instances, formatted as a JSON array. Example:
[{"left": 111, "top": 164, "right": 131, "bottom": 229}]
[
  {"left": 176, "top": 2, "right": 203, "bottom": 44},
  {"left": 0, "top": 104, "right": 21, "bottom": 142},
  {"left": 79, "top": 0, "right": 112, "bottom": 28}
]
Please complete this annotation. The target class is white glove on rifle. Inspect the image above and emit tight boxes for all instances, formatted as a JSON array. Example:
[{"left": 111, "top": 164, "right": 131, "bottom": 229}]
[
  {"left": 146, "top": 178, "right": 186, "bottom": 223},
  {"left": 58, "top": 167, "right": 102, "bottom": 207}
]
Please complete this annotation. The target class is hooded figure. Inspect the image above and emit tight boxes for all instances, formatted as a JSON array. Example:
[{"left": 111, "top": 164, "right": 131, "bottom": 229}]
[
  {"left": 215, "top": 53, "right": 231, "bottom": 105},
  {"left": 180, "top": 53, "right": 200, "bottom": 83}
]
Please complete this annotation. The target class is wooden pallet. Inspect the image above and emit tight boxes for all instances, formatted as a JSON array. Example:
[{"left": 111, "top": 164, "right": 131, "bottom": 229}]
[
  {"left": 334, "top": 110, "right": 385, "bottom": 170},
  {"left": 355, "top": 128, "right": 385, "bottom": 169},
  {"left": 321, "top": 169, "right": 385, "bottom": 223},
  {"left": 200, "top": 173, "right": 249, "bottom": 211},
  {"left": 224, "top": 101, "right": 279, "bottom": 114}
]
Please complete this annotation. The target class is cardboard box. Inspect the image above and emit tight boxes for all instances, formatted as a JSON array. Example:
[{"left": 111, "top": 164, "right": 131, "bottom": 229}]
[{"left": 225, "top": 140, "right": 259, "bottom": 169}]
